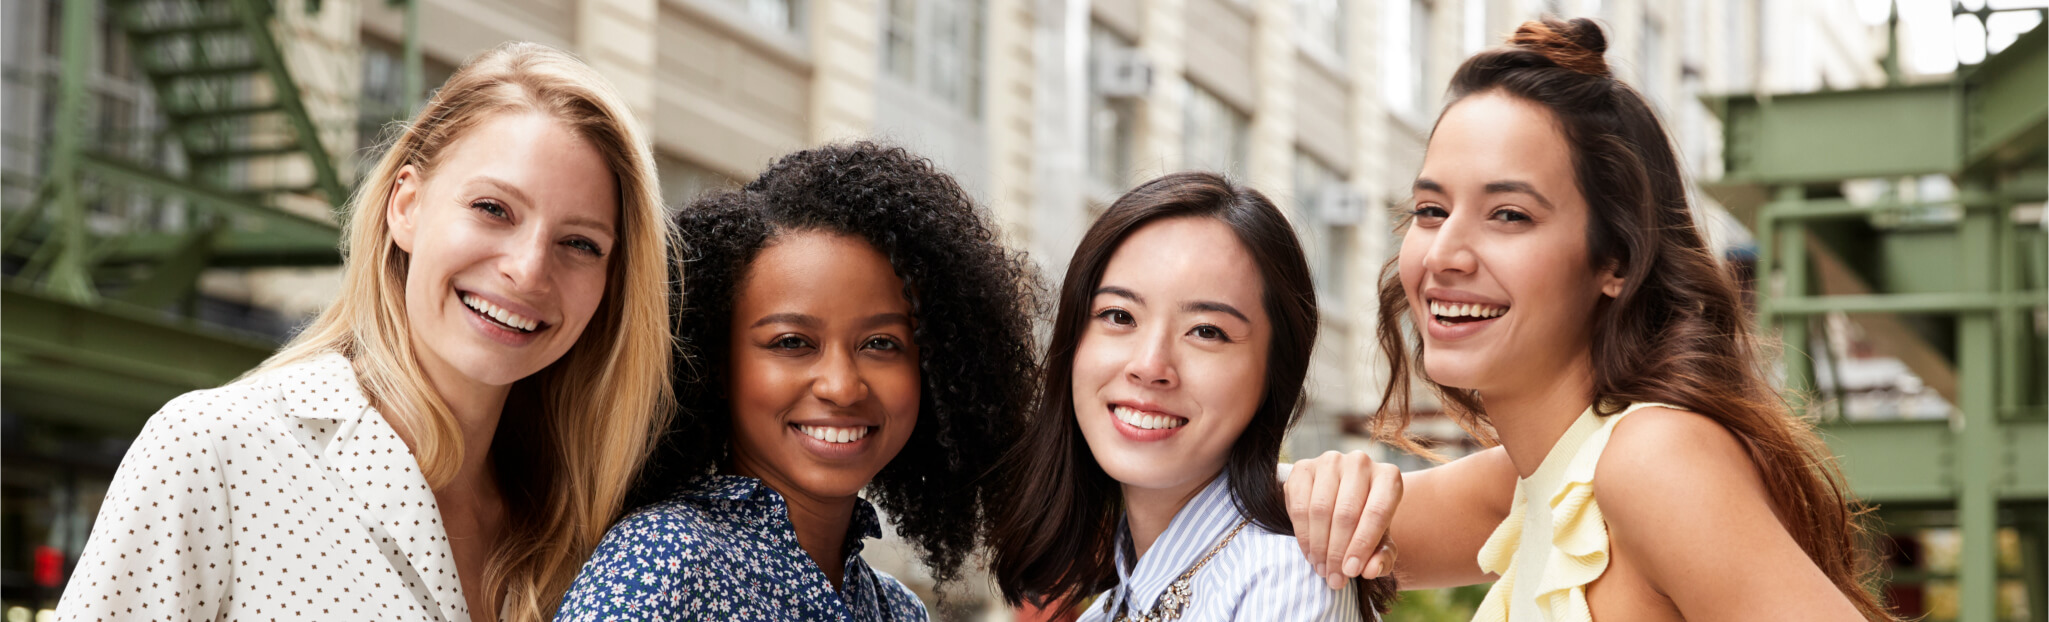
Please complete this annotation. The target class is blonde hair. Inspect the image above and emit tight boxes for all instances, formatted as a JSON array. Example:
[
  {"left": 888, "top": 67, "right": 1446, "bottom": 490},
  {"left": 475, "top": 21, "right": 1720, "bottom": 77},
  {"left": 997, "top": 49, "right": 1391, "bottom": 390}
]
[{"left": 253, "top": 41, "right": 674, "bottom": 620}]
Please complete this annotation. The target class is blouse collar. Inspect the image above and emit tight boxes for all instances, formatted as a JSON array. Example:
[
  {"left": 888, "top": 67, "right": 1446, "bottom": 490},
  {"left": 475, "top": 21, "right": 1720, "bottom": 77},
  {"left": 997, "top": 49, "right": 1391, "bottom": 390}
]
[{"left": 1104, "top": 473, "right": 1241, "bottom": 617}]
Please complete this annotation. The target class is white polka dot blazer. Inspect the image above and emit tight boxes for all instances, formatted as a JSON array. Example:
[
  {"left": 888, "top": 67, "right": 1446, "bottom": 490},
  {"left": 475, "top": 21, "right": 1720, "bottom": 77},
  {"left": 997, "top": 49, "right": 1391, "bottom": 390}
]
[{"left": 56, "top": 352, "right": 472, "bottom": 622}]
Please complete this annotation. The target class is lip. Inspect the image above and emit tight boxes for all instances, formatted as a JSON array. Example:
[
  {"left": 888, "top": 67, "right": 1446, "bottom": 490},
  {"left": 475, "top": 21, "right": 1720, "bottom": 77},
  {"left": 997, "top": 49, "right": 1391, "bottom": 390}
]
[
  {"left": 1422, "top": 287, "right": 1509, "bottom": 307},
  {"left": 1418, "top": 287, "right": 1510, "bottom": 343},
  {"left": 1106, "top": 401, "right": 1188, "bottom": 443},
  {"left": 787, "top": 417, "right": 881, "bottom": 461},
  {"left": 457, "top": 289, "right": 546, "bottom": 347}
]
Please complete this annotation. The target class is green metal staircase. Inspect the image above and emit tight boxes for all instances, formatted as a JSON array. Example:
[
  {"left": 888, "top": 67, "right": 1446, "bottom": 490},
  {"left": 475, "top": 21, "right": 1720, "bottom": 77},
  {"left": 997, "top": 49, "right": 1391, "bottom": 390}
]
[
  {"left": 2, "top": 0, "right": 348, "bottom": 432},
  {"left": 1705, "top": 21, "right": 2047, "bottom": 622}
]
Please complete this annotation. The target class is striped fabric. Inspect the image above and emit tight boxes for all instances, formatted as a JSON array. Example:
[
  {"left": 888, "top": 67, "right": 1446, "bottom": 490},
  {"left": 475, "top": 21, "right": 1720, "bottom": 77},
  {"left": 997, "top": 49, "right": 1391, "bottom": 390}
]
[{"left": 1079, "top": 474, "right": 1373, "bottom": 622}]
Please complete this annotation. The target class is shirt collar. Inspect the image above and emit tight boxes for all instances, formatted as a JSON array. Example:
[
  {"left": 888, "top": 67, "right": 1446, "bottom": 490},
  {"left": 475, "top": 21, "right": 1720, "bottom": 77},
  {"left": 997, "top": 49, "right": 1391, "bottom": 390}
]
[
  {"left": 1106, "top": 473, "right": 1242, "bottom": 616},
  {"left": 269, "top": 351, "right": 376, "bottom": 421},
  {"left": 683, "top": 474, "right": 887, "bottom": 545}
]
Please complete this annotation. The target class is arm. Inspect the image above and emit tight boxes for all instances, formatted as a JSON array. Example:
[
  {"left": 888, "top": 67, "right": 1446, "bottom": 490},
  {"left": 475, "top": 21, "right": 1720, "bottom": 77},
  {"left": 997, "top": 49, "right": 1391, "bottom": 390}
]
[
  {"left": 1285, "top": 447, "right": 1516, "bottom": 589},
  {"left": 1596, "top": 408, "right": 1864, "bottom": 621},
  {"left": 56, "top": 398, "right": 233, "bottom": 621}
]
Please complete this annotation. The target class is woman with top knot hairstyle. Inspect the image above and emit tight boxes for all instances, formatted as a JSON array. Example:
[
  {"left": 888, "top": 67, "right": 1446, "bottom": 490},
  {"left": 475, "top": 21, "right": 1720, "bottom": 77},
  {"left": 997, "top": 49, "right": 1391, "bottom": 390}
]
[{"left": 1323, "top": 17, "right": 1897, "bottom": 622}]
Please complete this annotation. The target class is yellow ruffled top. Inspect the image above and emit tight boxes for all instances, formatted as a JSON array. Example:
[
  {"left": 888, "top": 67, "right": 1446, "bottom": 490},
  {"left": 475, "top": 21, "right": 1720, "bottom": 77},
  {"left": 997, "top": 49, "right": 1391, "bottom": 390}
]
[{"left": 1470, "top": 402, "right": 1678, "bottom": 622}]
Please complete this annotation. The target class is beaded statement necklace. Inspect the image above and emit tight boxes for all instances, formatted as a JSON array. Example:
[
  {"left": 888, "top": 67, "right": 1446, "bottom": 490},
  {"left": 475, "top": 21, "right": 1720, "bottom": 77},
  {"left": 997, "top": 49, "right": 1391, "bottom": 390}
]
[{"left": 1110, "top": 518, "right": 1252, "bottom": 622}]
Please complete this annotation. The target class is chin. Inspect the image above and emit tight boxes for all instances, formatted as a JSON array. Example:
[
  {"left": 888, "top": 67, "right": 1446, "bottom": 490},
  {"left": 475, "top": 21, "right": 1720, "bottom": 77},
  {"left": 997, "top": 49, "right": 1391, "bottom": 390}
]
[{"left": 1420, "top": 350, "right": 1488, "bottom": 392}]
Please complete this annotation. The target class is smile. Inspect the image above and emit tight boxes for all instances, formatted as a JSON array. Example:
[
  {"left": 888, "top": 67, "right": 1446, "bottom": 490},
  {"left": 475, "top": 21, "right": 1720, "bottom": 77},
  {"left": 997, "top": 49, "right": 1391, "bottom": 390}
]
[
  {"left": 461, "top": 292, "right": 542, "bottom": 333},
  {"left": 1112, "top": 404, "right": 1186, "bottom": 430},
  {"left": 795, "top": 424, "right": 872, "bottom": 444},
  {"left": 1428, "top": 299, "right": 1508, "bottom": 325}
]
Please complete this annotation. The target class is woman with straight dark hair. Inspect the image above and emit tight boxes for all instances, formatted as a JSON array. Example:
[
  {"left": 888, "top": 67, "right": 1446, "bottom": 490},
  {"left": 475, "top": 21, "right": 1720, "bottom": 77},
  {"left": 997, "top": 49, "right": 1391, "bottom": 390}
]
[
  {"left": 990, "top": 172, "right": 1397, "bottom": 620},
  {"left": 1341, "top": 17, "right": 1892, "bottom": 621}
]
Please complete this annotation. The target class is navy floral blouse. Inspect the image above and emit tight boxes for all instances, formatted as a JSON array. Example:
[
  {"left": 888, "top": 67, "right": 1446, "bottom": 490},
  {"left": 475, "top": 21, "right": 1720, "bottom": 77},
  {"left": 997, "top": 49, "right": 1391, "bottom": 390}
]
[{"left": 556, "top": 475, "right": 928, "bottom": 622}]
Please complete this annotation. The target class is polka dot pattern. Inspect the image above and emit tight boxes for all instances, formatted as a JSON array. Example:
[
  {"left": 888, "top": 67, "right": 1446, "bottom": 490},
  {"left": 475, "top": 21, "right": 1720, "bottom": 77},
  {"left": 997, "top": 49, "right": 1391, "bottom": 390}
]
[{"left": 55, "top": 353, "right": 473, "bottom": 622}]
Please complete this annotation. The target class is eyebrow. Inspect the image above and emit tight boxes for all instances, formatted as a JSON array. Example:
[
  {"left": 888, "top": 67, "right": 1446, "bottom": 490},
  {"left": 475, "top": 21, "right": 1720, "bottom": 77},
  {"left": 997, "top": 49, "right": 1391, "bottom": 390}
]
[
  {"left": 1095, "top": 286, "right": 1251, "bottom": 323},
  {"left": 1412, "top": 178, "right": 1557, "bottom": 212},
  {"left": 1184, "top": 301, "right": 1250, "bottom": 324},
  {"left": 471, "top": 175, "right": 617, "bottom": 235},
  {"left": 748, "top": 312, "right": 913, "bottom": 330}
]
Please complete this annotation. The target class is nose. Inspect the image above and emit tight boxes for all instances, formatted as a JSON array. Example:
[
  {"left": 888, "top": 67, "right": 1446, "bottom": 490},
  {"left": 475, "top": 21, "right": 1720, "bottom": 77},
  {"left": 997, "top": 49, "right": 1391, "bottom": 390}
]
[
  {"left": 1123, "top": 331, "right": 1179, "bottom": 389},
  {"left": 811, "top": 346, "right": 871, "bottom": 407},
  {"left": 499, "top": 229, "right": 554, "bottom": 294},
  {"left": 1421, "top": 210, "right": 1479, "bottom": 276}
]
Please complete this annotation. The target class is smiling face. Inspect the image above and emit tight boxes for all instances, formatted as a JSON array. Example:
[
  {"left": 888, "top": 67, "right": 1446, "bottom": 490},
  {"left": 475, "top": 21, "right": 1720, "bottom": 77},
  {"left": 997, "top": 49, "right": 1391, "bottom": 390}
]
[
  {"left": 1400, "top": 91, "right": 1622, "bottom": 394},
  {"left": 387, "top": 111, "right": 618, "bottom": 394},
  {"left": 1072, "top": 216, "right": 1270, "bottom": 496},
  {"left": 725, "top": 231, "right": 921, "bottom": 502}
]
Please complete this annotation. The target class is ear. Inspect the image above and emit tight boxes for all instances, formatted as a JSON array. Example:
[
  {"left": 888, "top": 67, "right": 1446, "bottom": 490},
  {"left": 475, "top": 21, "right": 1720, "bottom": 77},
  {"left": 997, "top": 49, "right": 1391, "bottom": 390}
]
[
  {"left": 1598, "top": 261, "right": 1626, "bottom": 298},
  {"left": 387, "top": 165, "right": 423, "bottom": 253}
]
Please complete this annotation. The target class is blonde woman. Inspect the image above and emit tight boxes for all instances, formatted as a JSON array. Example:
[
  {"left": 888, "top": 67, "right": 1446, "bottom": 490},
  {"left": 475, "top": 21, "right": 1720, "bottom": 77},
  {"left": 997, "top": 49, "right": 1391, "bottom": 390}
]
[{"left": 55, "top": 42, "right": 673, "bottom": 622}]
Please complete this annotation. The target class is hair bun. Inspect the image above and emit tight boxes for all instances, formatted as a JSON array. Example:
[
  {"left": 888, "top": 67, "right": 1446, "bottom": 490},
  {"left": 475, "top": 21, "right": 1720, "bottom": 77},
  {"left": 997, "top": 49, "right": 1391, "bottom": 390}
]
[{"left": 1509, "top": 17, "right": 1610, "bottom": 77}]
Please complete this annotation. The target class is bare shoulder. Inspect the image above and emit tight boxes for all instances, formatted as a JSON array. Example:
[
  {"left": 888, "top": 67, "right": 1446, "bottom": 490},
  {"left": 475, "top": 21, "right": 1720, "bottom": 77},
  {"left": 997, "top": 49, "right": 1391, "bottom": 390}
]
[{"left": 1593, "top": 407, "right": 1766, "bottom": 526}]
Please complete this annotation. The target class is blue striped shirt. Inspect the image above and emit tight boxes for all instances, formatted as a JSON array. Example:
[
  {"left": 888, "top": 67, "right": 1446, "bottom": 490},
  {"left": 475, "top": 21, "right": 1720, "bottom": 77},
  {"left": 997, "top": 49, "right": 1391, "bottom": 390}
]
[{"left": 1079, "top": 474, "right": 1370, "bottom": 622}]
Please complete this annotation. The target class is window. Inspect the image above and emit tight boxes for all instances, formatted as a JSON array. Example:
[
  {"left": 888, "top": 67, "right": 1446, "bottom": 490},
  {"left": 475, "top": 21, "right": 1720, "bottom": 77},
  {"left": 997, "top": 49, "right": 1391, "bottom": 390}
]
[
  {"left": 1293, "top": 151, "right": 1354, "bottom": 310},
  {"left": 357, "top": 36, "right": 454, "bottom": 157},
  {"left": 1382, "top": 0, "right": 1433, "bottom": 118},
  {"left": 880, "top": 0, "right": 983, "bottom": 118},
  {"left": 1087, "top": 24, "right": 1138, "bottom": 191},
  {"left": 1294, "top": 0, "right": 1345, "bottom": 62},
  {"left": 719, "top": 0, "right": 804, "bottom": 34},
  {"left": 1182, "top": 81, "right": 1248, "bottom": 179}
]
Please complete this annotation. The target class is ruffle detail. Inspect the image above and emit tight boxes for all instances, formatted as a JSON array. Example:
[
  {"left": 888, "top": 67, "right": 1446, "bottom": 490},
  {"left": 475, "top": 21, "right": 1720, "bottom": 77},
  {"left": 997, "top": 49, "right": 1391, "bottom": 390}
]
[{"left": 1468, "top": 402, "right": 1680, "bottom": 622}]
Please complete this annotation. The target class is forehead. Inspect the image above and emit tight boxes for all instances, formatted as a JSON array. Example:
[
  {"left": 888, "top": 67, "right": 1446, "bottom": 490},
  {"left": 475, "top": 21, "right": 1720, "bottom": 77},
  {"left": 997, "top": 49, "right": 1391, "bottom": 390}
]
[
  {"left": 1419, "top": 92, "right": 1579, "bottom": 200},
  {"left": 435, "top": 111, "right": 619, "bottom": 228},
  {"left": 1099, "top": 217, "right": 1265, "bottom": 314},
  {"left": 736, "top": 231, "right": 909, "bottom": 314}
]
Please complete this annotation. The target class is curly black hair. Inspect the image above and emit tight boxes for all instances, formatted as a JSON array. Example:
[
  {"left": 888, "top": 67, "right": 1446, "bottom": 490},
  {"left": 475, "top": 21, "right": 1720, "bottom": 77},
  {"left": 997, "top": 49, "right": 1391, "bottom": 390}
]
[{"left": 628, "top": 141, "right": 1043, "bottom": 588}]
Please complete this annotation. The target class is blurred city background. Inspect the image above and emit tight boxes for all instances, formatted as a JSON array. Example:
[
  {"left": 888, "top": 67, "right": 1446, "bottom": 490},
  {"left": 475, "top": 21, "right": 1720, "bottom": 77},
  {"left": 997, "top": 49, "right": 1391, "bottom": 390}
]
[{"left": 0, "top": 0, "right": 2043, "bottom": 619}]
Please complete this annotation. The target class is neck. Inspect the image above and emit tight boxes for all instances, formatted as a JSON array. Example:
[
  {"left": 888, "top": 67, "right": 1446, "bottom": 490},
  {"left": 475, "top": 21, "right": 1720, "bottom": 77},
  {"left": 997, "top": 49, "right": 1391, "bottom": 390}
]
[
  {"left": 1480, "top": 352, "right": 1599, "bottom": 479},
  {"left": 406, "top": 358, "right": 512, "bottom": 491},
  {"left": 1121, "top": 471, "right": 1218, "bottom": 561},
  {"left": 725, "top": 462, "right": 859, "bottom": 590}
]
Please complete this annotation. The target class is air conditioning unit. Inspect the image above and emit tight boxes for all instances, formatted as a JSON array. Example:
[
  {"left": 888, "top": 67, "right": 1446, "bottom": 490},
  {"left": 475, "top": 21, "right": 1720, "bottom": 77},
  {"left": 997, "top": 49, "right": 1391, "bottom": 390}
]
[
  {"left": 1093, "top": 47, "right": 1153, "bottom": 99},
  {"left": 1314, "top": 183, "right": 1367, "bottom": 226}
]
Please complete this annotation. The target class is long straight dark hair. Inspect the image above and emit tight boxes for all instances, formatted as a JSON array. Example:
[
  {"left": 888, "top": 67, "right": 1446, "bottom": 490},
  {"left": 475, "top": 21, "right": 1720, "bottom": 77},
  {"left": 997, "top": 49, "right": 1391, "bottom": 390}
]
[
  {"left": 1371, "top": 18, "right": 1891, "bottom": 620},
  {"left": 990, "top": 171, "right": 1395, "bottom": 615}
]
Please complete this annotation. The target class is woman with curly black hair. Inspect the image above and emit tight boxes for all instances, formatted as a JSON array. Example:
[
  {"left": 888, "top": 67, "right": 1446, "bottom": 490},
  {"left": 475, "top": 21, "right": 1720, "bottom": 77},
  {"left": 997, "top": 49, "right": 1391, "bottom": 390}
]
[{"left": 555, "top": 141, "right": 1042, "bottom": 621}]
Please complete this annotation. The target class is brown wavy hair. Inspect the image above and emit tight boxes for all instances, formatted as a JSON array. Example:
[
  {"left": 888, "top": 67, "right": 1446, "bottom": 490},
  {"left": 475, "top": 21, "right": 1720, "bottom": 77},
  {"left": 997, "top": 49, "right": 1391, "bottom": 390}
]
[
  {"left": 1370, "top": 18, "right": 1893, "bottom": 620},
  {"left": 990, "top": 172, "right": 1395, "bottom": 616}
]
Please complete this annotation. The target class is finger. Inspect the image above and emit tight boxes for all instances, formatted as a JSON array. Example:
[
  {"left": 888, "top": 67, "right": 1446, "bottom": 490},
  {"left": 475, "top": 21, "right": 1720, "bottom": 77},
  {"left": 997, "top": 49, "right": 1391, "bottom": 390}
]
[
  {"left": 1344, "top": 464, "right": 1404, "bottom": 578},
  {"left": 1285, "top": 459, "right": 1316, "bottom": 561},
  {"left": 1322, "top": 452, "right": 1369, "bottom": 575},
  {"left": 1361, "top": 543, "right": 1392, "bottom": 578},
  {"left": 1306, "top": 451, "right": 1342, "bottom": 578}
]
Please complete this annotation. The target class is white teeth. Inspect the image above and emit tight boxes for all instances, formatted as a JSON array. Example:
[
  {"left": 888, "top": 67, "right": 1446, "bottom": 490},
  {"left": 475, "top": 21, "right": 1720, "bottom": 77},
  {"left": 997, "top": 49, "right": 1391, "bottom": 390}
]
[
  {"left": 798, "top": 424, "right": 870, "bottom": 444},
  {"left": 1112, "top": 405, "right": 1187, "bottom": 431},
  {"left": 461, "top": 294, "right": 540, "bottom": 332},
  {"left": 1429, "top": 300, "right": 1507, "bottom": 319}
]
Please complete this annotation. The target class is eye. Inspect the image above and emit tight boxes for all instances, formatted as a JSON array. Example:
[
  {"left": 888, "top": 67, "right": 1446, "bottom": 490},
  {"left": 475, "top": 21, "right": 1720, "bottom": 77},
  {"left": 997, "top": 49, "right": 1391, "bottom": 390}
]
[
  {"left": 1188, "top": 324, "right": 1232, "bottom": 342},
  {"left": 769, "top": 335, "right": 812, "bottom": 351},
  {"left": 1490, "top": 208, "right": 1532, "bottom": 224},
  {"left": 863, "top": 336, "right": 903, "bottom": 352},
  {"left": 564, "top": 238, "right": 606, "bottom": 257},
  {"left": 1095, "top": 308, "right": 1135, "bottom": 327},
  {"left": 1410, "top": 204, "right": 1448, "bottom": 224},
  {"left": 471, "top": 199, "right": 509, "bottom": 219}
]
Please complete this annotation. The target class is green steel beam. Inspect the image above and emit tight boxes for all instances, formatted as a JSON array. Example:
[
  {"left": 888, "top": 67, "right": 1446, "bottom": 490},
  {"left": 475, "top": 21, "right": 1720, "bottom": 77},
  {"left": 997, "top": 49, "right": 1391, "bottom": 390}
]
[
  {"left": 42, "top": 0, "right": 99, "bottom": 303},
  {"left": 1822, "top": 420, "right": 1955, "bottom": 503},
  {"left": 95, "top": 230, "right": 339, "bottom": 267},
  {"left": 1757, "top": 195, "right": 2004, "bottom": 223},
  {"left": 1962, "top": 23, "right": 2047, "bottom": 174},
  {"left": 1955, "top": 187, "right": 2000, "bottom": 621},
  {"left": 1710, "top": 84, "right": 1961, "bottom": 184},
  {"left": 0, "top": 284, "right": 276, "bottom": 433},
  {"left": 1764, "top": 292, "right": 2044, "bottom": 315}
]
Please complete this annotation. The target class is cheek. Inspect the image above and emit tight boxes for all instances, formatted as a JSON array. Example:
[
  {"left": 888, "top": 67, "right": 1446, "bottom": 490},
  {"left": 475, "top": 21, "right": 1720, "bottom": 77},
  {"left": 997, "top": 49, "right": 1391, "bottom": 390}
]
[
  {"left": 727, "top": 354, "right": 801, "bottom": 425},
  {"left": 874, "top": 363, "right": 921, "bottom": 428},
  {"left": 1068, "top": 332, "right": 1121, "bottom": 399}
]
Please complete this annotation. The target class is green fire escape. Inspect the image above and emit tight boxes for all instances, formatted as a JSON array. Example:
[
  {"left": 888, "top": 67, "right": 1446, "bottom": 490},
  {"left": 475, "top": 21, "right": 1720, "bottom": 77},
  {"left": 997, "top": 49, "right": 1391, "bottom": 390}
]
[
  {"left": 1707, "top": 20, "right": 2047, "bottom": 622},
  {"left": 3, "top": 0, "right": 419, "bottom": 433}
]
